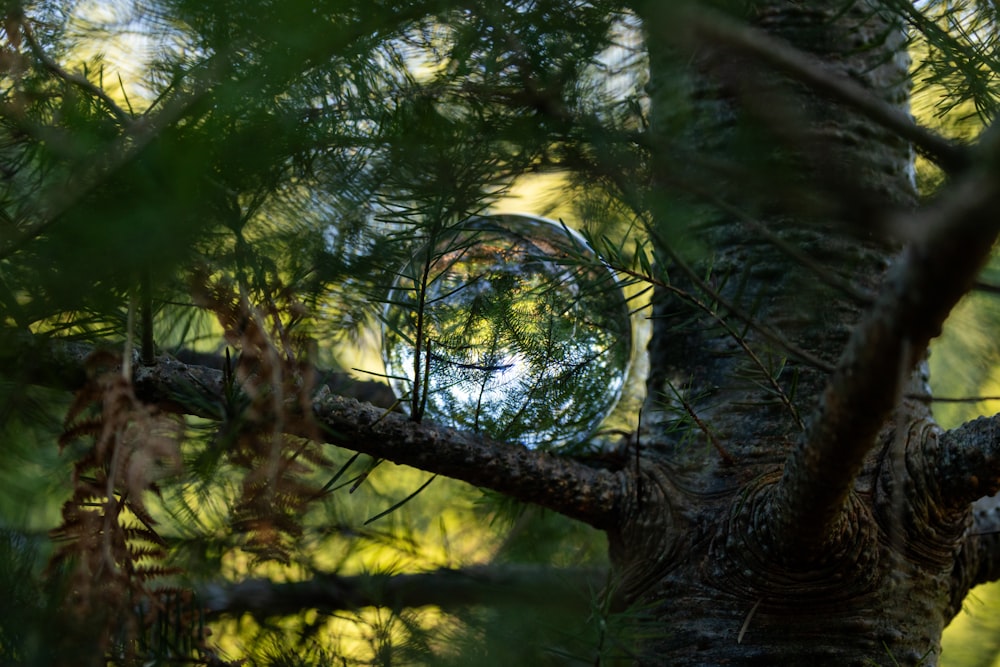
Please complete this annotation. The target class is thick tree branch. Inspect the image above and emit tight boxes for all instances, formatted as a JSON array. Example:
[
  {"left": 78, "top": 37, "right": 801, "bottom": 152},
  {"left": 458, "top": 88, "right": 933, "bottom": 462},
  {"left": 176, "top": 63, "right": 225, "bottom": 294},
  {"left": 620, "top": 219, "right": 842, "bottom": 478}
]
[
  {"left": 771, "top": 127, "right": 1000, "bottom": 556},
  {"left": 306, "top": 392, "right": 624, "bottom": 528},
  {"left": 0, "top": 333, "right": 394, "bottom": 409},
  {"left": 201, "top": 565, "right": 607, "bottom": 618},
  {"left": 0, "top": 331, "right": 626, "bottom": 528},
  {"left": 937, "top": 417, "right": 1000, "bottom": 507},
  {"left": 168, "top": 348, "right": 397, "bottom": 408}
]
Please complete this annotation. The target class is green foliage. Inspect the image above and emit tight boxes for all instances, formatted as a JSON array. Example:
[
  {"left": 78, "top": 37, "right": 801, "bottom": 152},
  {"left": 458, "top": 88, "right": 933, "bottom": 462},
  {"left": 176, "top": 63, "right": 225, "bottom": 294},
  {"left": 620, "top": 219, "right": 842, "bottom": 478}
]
[
  {"left": 0, "top": 528, "right": 51, "bottom": 665},
  {"left": 1, "top": 0, "right": 1000, "bottom": 664}
]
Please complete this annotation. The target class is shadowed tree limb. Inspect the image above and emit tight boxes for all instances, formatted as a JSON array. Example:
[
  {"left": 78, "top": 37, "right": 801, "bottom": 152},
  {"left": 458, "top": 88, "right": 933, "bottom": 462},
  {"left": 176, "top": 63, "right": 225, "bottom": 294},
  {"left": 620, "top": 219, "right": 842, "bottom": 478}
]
[
  {"left": 0, "top": 330, "right": 628, "bottom": 529},
  {"left": 969, "top": 495, "right": 1000, "bottom": 589},
  {"left": 0, "top": 334, "right": 395, "bottom": 409},
  {"left": 937, "top": 418, "right": 1000, "bottom": 507},
  {"left": 306, "top": 391, "right": 626, "bottom": 529},
  {"left": 169, "top": 347, "right": 398, "bottom": 408},
  {"left": 770, "top": 126, "right": 1000, "bottom": 558},
  {"left": 201, "top": 565, "right": 608, "bottom": 618}
]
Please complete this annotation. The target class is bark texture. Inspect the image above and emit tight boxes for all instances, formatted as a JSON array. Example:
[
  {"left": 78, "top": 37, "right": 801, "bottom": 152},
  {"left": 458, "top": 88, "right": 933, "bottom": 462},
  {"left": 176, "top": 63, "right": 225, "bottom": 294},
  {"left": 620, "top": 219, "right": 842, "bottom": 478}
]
[{"left": 616, "top": 1, "right": 997, "bottom": 664}]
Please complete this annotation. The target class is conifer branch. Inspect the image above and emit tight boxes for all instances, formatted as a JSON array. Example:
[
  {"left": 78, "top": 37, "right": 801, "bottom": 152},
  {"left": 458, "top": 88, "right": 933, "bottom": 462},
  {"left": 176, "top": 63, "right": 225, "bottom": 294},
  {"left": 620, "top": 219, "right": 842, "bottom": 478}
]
[
  {"left": 936, "top": 416, "right": 1000, "bottom": 507},
  {"left": 770, "top": 125, "right": 1000, "bottom": 557},
  {"left": 0, "top": 66, "right": 216, "bottom": 260},
  {"left": 648, "top": 227, "right": 835, "bottom": 374},
  {"left": 0, "top": 331, "right": 626, "bottom": 529},
  {"left": 699, "top": 192, "right": 875, "bottom": 306},
  {"left": 20, "top": 19, "right": 133, "bottom": 126},
  {"left": 607, "top": 261, "right": 805, "bottom": 430},
  {"left": 564, "top": 141, "right": 837, "bottom": 375},
  {"left": 201, "top": 565, "right": 607, "bottom": 618},
  {"left": 662, "top": 378, "right": 735, "bottom": 464}
]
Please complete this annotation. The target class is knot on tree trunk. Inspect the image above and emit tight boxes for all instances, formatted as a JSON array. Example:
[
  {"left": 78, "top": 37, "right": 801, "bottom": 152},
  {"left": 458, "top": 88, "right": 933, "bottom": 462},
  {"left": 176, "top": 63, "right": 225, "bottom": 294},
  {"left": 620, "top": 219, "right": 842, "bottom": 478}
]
[
  {"left": 874, "top": 417, "right": 971, "bottom": 568},
  {"left": 608, "top": 462, "right": 688, "bottom": 603},
  {"left": 709, "top": 471, "right": 882, "bottom": 606}
]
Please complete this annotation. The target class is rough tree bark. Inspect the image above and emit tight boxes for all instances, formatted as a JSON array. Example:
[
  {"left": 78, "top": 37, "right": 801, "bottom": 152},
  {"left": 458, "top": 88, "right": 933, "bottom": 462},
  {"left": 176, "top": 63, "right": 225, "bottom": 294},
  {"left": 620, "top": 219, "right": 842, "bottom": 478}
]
[
  {"left": 7, "top": 1, "right": 1000, "bottom": 665},
  {"left": 618, "top": 1, "right": 1000, "bottom": 664}
]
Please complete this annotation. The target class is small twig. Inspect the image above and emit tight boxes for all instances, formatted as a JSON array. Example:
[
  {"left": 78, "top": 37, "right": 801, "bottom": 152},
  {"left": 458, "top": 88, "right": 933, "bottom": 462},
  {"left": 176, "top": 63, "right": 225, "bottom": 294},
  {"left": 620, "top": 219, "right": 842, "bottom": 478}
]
[
  {"left": 410, "top": 248, "right": 435, "bottom": 423},
  {"left": 612, "top": 262, "right": 806, "bottom": 430},
  {"left": 364, "top": 474, "right": 437, "bottom": 524},
  {"left": 21, "top": 20, "right": 133, "bottom": 126},
  {"left": 650, "top": 226, "right": 836, "bottom": 374},
  {"left": 737, "top": 598, "right": 763, "bottom": 644},
  {"left": 973, "top": 280, "right": 1000, "bottom": 295},
  {"left": 665, "top": 378, "right": 735, "bottom": 465},
  {"left": 906, "top": 393, "right": 1000, "bottom": 404}
]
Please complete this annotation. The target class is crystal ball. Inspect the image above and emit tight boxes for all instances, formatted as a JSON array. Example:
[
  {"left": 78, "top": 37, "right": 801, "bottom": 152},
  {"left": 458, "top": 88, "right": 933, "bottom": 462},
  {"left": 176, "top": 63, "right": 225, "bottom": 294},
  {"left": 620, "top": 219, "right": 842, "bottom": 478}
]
[{"left": 381, "top": 214, "right": 631, "bottom": 449}]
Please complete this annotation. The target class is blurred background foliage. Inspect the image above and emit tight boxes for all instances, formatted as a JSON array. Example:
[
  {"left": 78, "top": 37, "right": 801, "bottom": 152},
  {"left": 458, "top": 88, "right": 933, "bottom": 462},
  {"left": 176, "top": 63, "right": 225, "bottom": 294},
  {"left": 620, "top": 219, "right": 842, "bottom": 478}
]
[
  {"left": 911, "top": 1, "right": 1000, "bottom": 664},
  {"left": 0, "top": 0, "right": 999, "bottom": 665}
]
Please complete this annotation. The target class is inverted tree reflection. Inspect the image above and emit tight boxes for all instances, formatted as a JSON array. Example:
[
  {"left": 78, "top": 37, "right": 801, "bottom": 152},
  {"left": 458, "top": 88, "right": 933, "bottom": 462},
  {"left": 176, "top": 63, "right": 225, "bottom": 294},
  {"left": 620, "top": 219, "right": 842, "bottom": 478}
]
[{"left": 382, "top": 214, "right": 631, "bottom": 449}]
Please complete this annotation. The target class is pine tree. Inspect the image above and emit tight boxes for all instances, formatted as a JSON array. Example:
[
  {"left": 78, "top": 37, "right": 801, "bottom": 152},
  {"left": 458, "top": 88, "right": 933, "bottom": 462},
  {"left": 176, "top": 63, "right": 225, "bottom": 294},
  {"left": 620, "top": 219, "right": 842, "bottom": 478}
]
[{"left": 1, "top": 0, "right": 1000, "bottom": 665}]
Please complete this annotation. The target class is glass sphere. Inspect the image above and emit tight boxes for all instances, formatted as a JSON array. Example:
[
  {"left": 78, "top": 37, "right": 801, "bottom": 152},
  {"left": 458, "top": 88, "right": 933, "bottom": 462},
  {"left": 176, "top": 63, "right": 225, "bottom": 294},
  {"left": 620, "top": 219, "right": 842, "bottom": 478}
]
[{"left": 381, "top": 214, "right": 631, "bottom": 449}]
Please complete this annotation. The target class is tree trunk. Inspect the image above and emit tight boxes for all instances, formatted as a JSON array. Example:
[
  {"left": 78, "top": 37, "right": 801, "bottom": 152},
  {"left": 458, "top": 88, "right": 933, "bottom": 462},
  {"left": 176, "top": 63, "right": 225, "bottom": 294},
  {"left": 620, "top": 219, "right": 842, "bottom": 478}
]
[{"left": 615, "top": 2, "right": 971, "bottom": 664}]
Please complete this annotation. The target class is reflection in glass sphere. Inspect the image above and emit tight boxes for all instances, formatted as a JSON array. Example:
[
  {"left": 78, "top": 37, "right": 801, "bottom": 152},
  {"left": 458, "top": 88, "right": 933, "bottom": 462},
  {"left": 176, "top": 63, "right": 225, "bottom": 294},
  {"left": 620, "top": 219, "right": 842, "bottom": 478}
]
[{"left": 381, "top": 214, "right": 631, "bottom": 449}]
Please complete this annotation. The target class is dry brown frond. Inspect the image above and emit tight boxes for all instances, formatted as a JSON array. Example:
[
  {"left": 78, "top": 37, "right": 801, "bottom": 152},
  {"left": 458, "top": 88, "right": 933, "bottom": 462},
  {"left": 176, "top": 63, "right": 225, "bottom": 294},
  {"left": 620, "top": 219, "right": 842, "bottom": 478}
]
[
  {"left": 190, "top": 269, "right": 331, "bottom": 564},
  {"left": 49, "top": 349, "right": 195, "bottom": 664}
]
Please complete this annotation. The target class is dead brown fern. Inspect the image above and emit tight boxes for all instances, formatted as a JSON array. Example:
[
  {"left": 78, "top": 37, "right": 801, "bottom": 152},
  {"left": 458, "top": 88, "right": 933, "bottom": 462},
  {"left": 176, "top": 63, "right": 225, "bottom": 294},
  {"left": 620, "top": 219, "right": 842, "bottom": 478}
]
[
  {"left": 50, "top": 348, "right": 207, "bottom": 664},
  {"left": 191, "top": 268, "right": 330, "bottom": 565}
]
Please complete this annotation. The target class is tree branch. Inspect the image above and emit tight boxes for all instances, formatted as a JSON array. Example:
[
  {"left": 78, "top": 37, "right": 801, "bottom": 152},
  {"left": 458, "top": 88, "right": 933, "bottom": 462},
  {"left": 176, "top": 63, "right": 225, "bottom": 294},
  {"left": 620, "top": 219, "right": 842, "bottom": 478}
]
[
  {"left": 936, "top": 416, "right": 1000, "bottom": 507},
  {"left": 0, "top": 330, "right": 626, "bottom": 528},
  {"left": 201, "top": 565, "right": 607, "bottom": 618},
  {"left": 0, "top": 63, "right": 216, "bottom": 261},
  {"left": 770, "top": 126, "right": 1000, "bottom": 556},
  {"left": 20, "top": 19, "right": 134, "bottom": 126},
  {"left": 305, "top": 392, "right": 623, "bottom": 528},
  {"left": 969, "top": 494, "right": 1000, "bottom": 589},
  {"left": 168, "top": 347, "right": 397, "bottom": 408}
]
